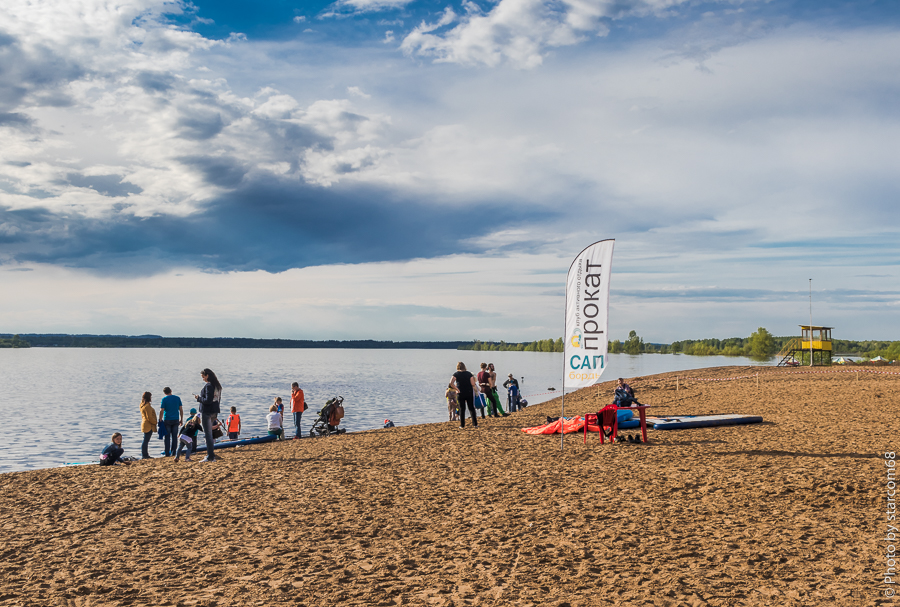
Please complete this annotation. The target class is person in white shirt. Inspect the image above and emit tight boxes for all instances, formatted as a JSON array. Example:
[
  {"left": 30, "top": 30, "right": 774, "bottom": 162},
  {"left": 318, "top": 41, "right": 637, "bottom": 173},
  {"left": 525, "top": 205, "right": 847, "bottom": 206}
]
[{"left": 266, "top": 404, "right": 284, "bottom": 440}]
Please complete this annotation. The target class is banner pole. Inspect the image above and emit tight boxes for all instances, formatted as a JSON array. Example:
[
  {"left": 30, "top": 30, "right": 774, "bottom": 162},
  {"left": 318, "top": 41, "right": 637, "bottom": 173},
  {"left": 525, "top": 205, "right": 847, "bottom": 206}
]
[
  {"left": 561, "top": 373, "right": 566, "bottom": 451},
  {"left": 561, "top": 283, "right": 567, "bottom": 453}
]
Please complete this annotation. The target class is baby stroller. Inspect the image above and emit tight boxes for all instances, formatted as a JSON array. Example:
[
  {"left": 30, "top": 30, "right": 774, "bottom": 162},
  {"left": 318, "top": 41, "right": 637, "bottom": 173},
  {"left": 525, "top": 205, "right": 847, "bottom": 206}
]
[{"left": 309, "top": 396, "right": 347, "bottom": 437}]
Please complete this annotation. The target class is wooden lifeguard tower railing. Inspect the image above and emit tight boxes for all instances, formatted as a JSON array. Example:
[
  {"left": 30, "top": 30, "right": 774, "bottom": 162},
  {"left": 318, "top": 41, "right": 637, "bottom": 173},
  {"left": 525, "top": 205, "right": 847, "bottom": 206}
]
[{"left": 777, "top": 325, "right": 833, "bottom": 366}]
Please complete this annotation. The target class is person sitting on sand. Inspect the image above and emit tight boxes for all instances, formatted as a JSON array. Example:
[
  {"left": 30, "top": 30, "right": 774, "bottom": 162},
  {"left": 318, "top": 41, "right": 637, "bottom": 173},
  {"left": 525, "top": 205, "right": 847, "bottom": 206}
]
[
  {"left": 445, "top": 383, "right": 459, "bottom": 421},
  {"left": 99, "top": 433, "right": 129, "bottom": 466},
  {"left": 267, "top": 404, "right": 284, "bottom": 440},
  {"left": 614, "top": 378, "right": 641, "bottom": 407},
  {"left": 175, "top": 409, "right": 202, "bottom": 462}
]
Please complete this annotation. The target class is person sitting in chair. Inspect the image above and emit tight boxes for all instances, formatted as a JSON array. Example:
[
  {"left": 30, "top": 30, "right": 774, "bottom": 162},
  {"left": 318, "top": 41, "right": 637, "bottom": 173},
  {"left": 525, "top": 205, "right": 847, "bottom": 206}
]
[{"left": 613, "top": 378, "right": 641, "bottom": 407}]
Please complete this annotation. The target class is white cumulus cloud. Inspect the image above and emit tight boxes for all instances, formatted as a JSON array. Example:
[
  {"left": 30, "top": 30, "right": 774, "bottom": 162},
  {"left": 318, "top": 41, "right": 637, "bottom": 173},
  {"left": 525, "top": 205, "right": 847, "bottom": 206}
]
[{"left": 401, "top": 0, "right": 700, "bottom": 68}]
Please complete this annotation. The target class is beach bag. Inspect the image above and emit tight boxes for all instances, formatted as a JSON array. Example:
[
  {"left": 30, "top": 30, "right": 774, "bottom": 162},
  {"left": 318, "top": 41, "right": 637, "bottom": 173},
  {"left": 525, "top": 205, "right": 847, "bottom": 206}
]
[
  {"left": 474, "top": 394, "right": 486, "bottom": 410},
  {"left": 328, "top": 403, "right": 345, "bottom": 426}
]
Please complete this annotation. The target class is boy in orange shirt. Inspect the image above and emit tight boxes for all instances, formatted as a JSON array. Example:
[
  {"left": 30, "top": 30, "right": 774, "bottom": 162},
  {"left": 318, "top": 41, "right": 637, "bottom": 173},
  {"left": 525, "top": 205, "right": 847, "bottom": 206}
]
[
  {"left": 225, "top": 406, "right": 241, "bottom": 440},
  {"left": 290, "top": 382, "right": 306, "bottom": 439}
]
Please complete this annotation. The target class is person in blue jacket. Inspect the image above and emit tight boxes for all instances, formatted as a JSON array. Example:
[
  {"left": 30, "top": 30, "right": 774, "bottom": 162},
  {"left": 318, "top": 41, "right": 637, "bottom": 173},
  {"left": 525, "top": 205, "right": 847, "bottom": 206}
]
[
  {"left": 99, "top": 433, "right": 129, "bottom": 466},
  {"left": 158, "top": 387, "right": 183, "bottom": 457},
  {"left": 193, "top": 368, "right": 222, "bottom": 463}
]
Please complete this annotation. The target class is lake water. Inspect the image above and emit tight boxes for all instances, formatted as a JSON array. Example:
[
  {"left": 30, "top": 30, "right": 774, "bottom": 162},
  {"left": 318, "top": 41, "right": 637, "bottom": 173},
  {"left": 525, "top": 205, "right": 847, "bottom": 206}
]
[{"left": 0, "top": 348, "right": 771, "bottom": 473}]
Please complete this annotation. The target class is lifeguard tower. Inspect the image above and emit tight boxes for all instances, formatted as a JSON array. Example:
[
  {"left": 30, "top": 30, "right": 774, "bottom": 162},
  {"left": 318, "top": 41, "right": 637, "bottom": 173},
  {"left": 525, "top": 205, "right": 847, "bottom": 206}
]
[{"left": 777, "top": 325, "right": 833, "bottom": 366}]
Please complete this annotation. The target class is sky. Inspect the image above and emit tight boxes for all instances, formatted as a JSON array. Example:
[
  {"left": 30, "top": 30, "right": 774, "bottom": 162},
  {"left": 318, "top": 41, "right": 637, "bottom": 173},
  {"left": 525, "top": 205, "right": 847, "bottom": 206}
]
[{"left": 0, "top": 0, "right": 898, "bottom": 343}]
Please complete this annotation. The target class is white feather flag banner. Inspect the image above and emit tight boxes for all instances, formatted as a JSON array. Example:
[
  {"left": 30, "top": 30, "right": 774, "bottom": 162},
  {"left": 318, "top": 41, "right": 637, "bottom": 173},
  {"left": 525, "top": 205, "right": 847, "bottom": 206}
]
[{"left": 564, "top": 239, "right": 615, "bottom": 389}]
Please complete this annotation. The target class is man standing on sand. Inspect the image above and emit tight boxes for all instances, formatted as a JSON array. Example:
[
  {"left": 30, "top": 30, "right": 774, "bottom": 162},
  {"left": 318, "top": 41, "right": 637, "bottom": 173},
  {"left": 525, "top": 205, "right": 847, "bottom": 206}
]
[
  {"left": 158, "top": 387, "right": 183, "bottom": 457},
  {"left": 503, "top": 373, "right": 520, "bottom": 412},
  {"left": 290, "top": 382, "right": 306, "bottom": 439},
  {"left": 487, "top": 363, "right": 508, "bottom": 417}
]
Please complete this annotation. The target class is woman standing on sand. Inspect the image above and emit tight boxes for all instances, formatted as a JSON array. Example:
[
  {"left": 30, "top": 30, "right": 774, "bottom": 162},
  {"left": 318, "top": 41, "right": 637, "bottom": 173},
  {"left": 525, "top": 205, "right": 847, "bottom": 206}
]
[
  {"left": 450, "top": 362, "right": 478, "bottom": 428},
  {"left": 139, "top": 392, "right": 157, "bottom": 460},
  {"left": 193, "top": 368, "right": 222, "bottom": 463}
]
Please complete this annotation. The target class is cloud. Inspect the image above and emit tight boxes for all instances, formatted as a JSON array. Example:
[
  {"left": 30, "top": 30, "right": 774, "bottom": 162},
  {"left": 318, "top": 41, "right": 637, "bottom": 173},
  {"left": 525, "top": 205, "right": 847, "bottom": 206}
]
[
  {"left": 322, "top": 0, "right": 416, "bottom": 18},
  {"left": 400, "top": 0, "right": 701, "bottom": 68},
  {"left": 0, "top": 174, "right": 556, "bottom": 273},
  {"left": 347, "top": 86, "right": 371, "bottom": 99},
  {"left": 65, "top": 173, "right": 143, "bottom": 197},
  {"left": 1, "top": 1, "right": 899, "bottom": 342}
]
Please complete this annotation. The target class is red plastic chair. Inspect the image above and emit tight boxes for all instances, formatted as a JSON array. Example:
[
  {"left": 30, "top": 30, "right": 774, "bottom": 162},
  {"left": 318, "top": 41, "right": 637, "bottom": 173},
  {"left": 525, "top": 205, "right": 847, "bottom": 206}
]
[{"left": 584, "top": 404, "right": 619, "bottom": 444}]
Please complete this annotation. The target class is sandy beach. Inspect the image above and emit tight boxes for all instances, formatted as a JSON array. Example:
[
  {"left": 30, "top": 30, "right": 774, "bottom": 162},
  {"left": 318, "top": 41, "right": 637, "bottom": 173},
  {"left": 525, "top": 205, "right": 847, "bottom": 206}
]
[{"left": 0, "top": 365, "right": 896, "bottom": 606}]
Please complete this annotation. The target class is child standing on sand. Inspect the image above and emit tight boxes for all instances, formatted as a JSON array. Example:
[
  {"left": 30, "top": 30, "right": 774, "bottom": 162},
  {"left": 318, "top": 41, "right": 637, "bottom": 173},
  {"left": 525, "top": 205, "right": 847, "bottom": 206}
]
[
  {"left": 445, "top": 383, "right": 459, "bottom": 421},
  {"left": 175, "top": 408, "right": 202, "bottom": 462},
  {"left": 225, "top": 406, "right": 241, "bottom": 440}
]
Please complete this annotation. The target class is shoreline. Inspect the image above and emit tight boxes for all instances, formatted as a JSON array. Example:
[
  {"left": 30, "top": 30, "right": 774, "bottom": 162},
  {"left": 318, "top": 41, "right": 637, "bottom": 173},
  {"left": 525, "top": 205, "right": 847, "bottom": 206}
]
[
  {"left": 2, "top": 362, "right": 897, "bottom": 476},
  {"left": 0, "top": 365, "right": 894, "bottom": 605}
]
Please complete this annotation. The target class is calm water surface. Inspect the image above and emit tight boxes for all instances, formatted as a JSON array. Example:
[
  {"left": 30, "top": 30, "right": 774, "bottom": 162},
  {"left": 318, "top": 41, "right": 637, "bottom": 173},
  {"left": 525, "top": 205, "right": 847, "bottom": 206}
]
[{"left": 0, "top": 348, "right": 770, "bottom": 473}]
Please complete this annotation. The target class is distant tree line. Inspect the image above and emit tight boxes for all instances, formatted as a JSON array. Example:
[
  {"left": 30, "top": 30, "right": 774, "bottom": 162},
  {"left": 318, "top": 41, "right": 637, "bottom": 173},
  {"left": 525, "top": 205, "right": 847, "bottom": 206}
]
[
  {"left": 611, "top": 328, "right": 780, "bottom": 358},
  {"left": 459, "top": 339, "right": 565, "bottom": 352},
  {"left": 0, "top": 334, "right": 469, "bottom": 349},
  {"left": 460, "top": 328, "right": 900, "bottom": 361},
  {"left": 0, "top": 334, "right": 30, "bottom": 348},
  {"left": 5, "top": 332, "right": 897, "bottom": 359},
  {"left": 832, "top": 339, "right": 900, "bottom": 360},
  {"left": 460, "top": 330, "right": 781, "bottom": 358}
]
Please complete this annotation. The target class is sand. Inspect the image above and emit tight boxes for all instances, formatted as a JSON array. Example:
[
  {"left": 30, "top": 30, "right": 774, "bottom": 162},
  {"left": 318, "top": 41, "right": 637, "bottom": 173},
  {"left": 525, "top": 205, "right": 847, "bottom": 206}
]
[{"left": 0, "top": 365, "right": 896, "bottom": 607}]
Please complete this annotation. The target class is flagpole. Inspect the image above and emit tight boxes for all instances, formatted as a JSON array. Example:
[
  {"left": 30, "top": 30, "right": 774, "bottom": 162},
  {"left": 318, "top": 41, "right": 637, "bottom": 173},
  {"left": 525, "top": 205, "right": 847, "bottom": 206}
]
[{"left": 561, "top": 282, "right": 567, "bottom": 453}]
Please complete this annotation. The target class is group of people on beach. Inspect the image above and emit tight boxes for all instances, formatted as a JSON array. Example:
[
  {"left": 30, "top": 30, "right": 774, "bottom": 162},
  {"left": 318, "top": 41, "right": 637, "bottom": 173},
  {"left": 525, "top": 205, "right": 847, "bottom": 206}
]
[
  {"left": 101, "top": 368, "right": 308, "bottom": 466},
  {"left": 446, "top": 362, "right": 525, "bottom": 427},
  {"left": 266, "top": 382, "right": 307, "bottom": 441}
]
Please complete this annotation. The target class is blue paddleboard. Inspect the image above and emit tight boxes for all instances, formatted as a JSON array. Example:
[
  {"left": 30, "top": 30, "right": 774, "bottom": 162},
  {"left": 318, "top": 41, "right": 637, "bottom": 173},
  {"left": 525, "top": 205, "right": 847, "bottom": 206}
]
[{"left": 649, "top": 414, "right": 763, "bottom": 430}]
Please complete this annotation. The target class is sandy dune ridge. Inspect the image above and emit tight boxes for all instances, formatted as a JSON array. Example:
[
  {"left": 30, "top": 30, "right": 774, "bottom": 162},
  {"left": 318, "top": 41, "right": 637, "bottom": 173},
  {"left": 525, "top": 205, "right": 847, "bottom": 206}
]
[{"left": 0, "top": 365, "right": 896, "bottom": 606}]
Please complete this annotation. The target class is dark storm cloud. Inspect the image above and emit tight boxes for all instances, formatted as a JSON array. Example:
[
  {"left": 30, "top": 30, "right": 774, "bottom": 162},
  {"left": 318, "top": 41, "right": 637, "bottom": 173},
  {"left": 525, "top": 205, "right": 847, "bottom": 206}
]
[
  {"left": 0, "top": 30, "right": 83, "bottom": 113},
  {"left": 177, "top": 155, "right": 248, "bottom": 188},
  {"left": 176, "top": 112, "right": 225, "bottom": 140},
  {"left": 0, "top": 112, "right": 33, "bottom": 128},
  {"left": 0, "top": 176, "right": 556, "bottom": 274}
]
